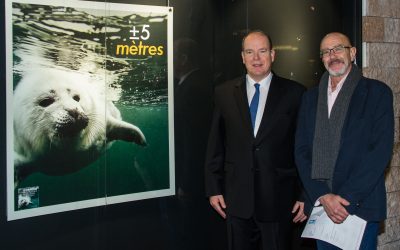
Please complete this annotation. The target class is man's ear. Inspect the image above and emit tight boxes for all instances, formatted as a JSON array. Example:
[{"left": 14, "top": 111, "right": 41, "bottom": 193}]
[
  {"left": 350, "top": 47, "right": 357, "bottom": 62},
  {"left": 181, "top": 54, "right": 188, "bottom": 66},
  {"left": 270, "top": 49, "right": 276, "bottom": 63}
]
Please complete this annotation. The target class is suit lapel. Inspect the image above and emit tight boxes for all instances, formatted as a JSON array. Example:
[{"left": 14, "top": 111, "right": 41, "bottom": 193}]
[
  {"left": 233, "top": 77, "right": 254, "bottom": 137},
  {"left": 255, "top": 75, "right": 286, "bottom": 141}
]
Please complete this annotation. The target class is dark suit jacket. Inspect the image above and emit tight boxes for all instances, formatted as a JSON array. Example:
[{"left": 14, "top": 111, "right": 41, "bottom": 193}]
[
  {"left": 295, "top": 76, "right": 394, "bottom": 221},
  {"left": 205, "top": 74, "right": 305, "bottom": 222}
]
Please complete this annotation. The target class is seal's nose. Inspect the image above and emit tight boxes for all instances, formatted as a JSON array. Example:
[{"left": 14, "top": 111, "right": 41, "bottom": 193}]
[{"left": 68, "top": 109, "right": 89, "bottom": 129}]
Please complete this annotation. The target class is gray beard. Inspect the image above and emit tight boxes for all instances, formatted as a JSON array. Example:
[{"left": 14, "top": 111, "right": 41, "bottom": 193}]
[{"left": 326, "top": 62, "right": 349, "bottom": 77}]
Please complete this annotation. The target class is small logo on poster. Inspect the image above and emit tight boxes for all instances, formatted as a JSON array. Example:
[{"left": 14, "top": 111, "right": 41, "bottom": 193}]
[{"left": 17, "top": 186, "right": 39, "bottom": 210}]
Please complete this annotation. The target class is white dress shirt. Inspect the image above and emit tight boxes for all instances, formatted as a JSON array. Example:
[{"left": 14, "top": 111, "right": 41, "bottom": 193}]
[
  {"left": 246, "top": 73, "right": 272, "bottom": 137},
  {"left": 327, "top": 72, "right": 350, "bottom": 118}
]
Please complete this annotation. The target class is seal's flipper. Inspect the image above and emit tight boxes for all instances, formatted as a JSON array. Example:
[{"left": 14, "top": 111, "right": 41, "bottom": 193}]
[{"left": 106, "top": 117, "right": 147, "bottom": 146}]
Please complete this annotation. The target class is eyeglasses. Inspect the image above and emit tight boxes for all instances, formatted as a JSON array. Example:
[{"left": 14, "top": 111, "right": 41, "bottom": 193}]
[{"left": 320, "top": 45, "right": 351, "bottom": 58}]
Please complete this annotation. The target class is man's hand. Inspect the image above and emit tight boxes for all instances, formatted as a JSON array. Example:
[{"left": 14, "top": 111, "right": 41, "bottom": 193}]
[
  {"left": 292, "top": 201, "right": 307, "bottom": 223},
  {"left": 209, "top": 195, "right": 227, "bottom": 219},
  {"left": 319, "top": 194, "right": 350, "bottom": 223}
]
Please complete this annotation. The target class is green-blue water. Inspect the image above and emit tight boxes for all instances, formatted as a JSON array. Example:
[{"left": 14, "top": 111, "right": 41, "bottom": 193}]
[{"left": 18, "top": 105, "right": 170, "bottom": 207}]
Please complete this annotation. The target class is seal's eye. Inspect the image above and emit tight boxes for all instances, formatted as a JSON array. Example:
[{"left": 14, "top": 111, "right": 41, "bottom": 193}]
[
  {"left": 39, "top": 97, "right": 55, "bottom": 107},
  {"left": 73, "top": 95, "right": 80, "bottom": 102}
]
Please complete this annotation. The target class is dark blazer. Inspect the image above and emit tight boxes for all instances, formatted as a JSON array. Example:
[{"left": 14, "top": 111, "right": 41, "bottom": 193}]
[
  {"left": 205, "top": 74, "right": 305, "bottom": 221},
  {"left": 295, "top": 76, "right": 394, "bottom": 221}
]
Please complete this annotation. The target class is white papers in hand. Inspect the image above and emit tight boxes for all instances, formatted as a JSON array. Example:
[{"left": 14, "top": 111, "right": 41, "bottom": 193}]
[{"left": 301, "top": 206, "right": 367, "bottom": 250}]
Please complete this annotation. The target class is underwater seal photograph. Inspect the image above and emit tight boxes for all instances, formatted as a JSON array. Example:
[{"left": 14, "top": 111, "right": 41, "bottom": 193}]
[{"left": 6, "top": 0, "right": 174, "bottom": 220}]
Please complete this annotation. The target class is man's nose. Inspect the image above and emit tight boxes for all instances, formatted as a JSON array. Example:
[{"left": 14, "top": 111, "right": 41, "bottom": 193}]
[
  {"left": 328, "top": 51, "right": 338, "bottom": 59},
  {"left": 253, "top": 52, "right": 260, "bottom": 59}
]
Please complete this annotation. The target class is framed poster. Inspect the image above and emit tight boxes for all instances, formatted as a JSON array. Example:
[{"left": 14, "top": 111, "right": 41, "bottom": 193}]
[{"left": 6, "top": 0, "right": 174, "bottom": 220}]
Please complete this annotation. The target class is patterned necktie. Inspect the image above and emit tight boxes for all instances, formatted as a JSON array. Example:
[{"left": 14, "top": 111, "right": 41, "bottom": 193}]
[{"left": 249, "top": 83, "right": 260, "bottom": 130}]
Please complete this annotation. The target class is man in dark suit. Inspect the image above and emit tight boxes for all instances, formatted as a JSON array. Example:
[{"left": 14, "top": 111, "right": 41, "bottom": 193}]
[
  {"left": 295, "top": 32, "right": 394, "bottom": 249},
  {"left": 205, "top": 30, "right": 307, "bottom": 250}
]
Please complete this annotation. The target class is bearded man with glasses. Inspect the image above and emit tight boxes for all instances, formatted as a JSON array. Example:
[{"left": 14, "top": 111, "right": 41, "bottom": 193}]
[{"left": 295, "top": 32, "right": 394, "bottom": 249}]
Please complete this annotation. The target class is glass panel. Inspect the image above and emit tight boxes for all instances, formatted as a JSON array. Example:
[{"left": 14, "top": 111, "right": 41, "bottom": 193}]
[{"left": 1, "top": 0, "right": 360, "bottom": 249}]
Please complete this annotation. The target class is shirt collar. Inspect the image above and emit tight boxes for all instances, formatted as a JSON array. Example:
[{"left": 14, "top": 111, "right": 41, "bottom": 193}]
[
  {"left": 246, "top": 72, "right": 273, "bottom": 88},
  {"left": 178, "top": 68, "right": 199, "bottom": 85}
]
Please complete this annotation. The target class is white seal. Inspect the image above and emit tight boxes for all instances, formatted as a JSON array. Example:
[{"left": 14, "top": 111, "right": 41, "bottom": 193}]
[{"left": 13, "top": 68, "right": 146, "bottom": 185}]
